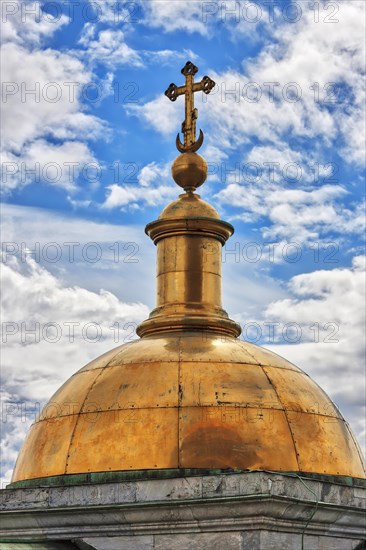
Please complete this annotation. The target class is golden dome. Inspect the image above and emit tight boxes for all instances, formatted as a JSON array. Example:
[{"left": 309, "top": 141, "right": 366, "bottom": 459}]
[
  {"left": 11, "top": 191, "right": 365, "bottom": 483},
  {"left": 11, "top": 63, "right": 365, "bottom": 484},
  {"left": 11, "top": 333, "right": 365, "bottom": 480},
  {"left": 159, "top": 192, "right": 219, "bottom": 220}
]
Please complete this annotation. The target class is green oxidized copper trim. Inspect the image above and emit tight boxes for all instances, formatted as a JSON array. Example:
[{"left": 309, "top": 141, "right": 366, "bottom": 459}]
[{"left": 6, "top": 468, "right": 366, "bottom": 489}]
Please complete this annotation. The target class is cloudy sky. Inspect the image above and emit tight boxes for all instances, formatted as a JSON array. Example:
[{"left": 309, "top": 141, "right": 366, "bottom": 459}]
[{"left": 1, "top": 0, "right": 365, "bottom": 484}]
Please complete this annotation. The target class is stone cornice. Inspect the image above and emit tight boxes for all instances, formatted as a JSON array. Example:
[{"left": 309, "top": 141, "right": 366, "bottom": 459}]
[{"left": 1, "top": 471, "right": 365, "bottom": 540}]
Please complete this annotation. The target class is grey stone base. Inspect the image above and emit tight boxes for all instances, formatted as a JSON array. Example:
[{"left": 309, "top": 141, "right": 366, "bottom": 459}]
[
  {"left": 75, "top": 533, "right": 366, "bottom": 550},
  {"left": 1, "top": 471, "right": 365, "bottom": 550}
]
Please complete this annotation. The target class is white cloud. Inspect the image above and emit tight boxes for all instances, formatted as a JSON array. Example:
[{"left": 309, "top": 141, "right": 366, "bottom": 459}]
[
  {"left": 140, "top": 0, "right": 265, "bottom": 37},
  {"left": 138, "top": 161, "right": 166, "bottom": 187},
  {"left": 224, "top": 0, "right": 365, "bottom": 160},
  {"left": 0, "top": 410, "right": 31, "bottom": 489},
  {"left": 103, "top": 182, "right": 177, "bottom": 210},
  {"left": 1, "top": 42, "right": 104, "bottom": 153},
  {"left": 246, "top": 144, "right": 314, "bottom": 183},
  {"left": 2, "top": 139, "right": 98, "bottom": 192},
  {"left": 142, "top": 48, "right": 198, "bottom": 66},
  {"left": 78, "top": 24, "right": 198, "bottom": 71},
  {"left": 0, "top": 203, "right": 154, "bottom": 303},
  {"left": 89, "top": 0, "right": 138, "bottom": 24},
  {"left": 1, "top": 255, "right": 148, "bottom": 328},
  {"left": 102, "top": 160, "right": 178, "bottom": 209},
  {"left": 142, "top": 0, "right": 210, "bottom": 35},
  {"left": 127, "top": 93, "right": 181, "bottom": 137},
  {"left": 339, "top": 107, "right": 366, "bottom": 165},
  {"left": 1, "top": 2, "right": 107, "bottom": 194},
  {"left": 216, "top": 180, "right": 365, "bottom": 243},
  {"left": 90, "top": 0, "right": 263, "bottom": 37},
  {"left": 2, "top": 10, "right": 120, "bottom": 203},
  {"left": 78, "top": 27, "right": 143, "bottom": 68},
  {"left": 1, "top": 0, "right": 69, "bottom": 45}
]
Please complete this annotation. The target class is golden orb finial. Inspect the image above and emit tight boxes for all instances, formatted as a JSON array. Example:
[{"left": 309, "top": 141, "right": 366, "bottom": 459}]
[{"left": 171, "top": 152, "right": 208, "bottom": 193}]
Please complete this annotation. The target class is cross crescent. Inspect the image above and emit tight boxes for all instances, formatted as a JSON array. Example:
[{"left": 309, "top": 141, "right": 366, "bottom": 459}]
[{"left": 165, "top": 61, "right": 215, "bottom": 153}]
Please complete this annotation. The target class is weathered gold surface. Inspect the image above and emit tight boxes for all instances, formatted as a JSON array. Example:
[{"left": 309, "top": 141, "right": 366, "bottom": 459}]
[
  {"left": 159, "top": 192, "right": 219, "bottom": 220},
  {"left": 179, "top": 406, "right": 299, "bottom": 471},
  {"left": 12, "top": 415, "right": 78, "bottom": 481},
  {"left": 66, "top": 408, "right": 178, "bottom": 473},
  {"left": 12, "top": 333, "right": 365, "bottom": 481}
]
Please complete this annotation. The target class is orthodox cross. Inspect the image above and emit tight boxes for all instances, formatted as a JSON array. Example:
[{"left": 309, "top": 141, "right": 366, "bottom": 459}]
[{"left": 165, "top": 61, "right": 215, "bottom": 153}]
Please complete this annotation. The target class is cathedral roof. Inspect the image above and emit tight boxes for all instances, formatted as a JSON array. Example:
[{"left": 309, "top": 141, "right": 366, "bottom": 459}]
[{"left": 11, "top": 63, "right": 365, "bottom": 485}]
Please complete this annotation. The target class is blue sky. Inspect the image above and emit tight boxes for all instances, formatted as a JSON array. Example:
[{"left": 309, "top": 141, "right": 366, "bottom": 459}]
[{"left": 1, "top": 0, "right": 365, "bottom": 483}]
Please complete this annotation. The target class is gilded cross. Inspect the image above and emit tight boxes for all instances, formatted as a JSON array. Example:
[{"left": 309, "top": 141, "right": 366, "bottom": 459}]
[{"left": 165, "top": 61, "right": 215, "bottom": 153}]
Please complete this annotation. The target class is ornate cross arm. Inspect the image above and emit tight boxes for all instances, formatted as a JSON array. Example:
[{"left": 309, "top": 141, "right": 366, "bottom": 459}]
[{"left": 165, "top": 61, "right": 215, "bottom": 153}]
